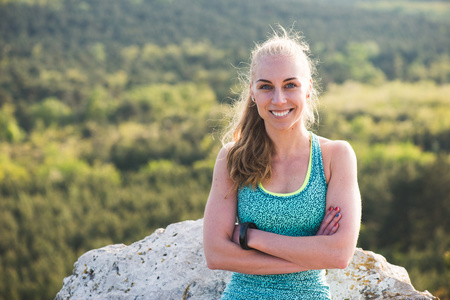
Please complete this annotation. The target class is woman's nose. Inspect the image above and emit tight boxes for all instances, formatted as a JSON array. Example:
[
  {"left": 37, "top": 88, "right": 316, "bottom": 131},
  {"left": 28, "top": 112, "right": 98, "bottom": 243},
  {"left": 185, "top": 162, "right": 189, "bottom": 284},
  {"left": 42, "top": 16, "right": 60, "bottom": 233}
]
[{"left": 272, "top": 89, "right": 287, "bottom": 105}]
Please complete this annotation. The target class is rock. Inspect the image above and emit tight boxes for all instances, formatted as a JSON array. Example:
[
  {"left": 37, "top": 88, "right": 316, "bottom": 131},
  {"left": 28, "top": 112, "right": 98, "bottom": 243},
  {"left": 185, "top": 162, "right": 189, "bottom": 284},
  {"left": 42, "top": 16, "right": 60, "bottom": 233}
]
[
  {"left": 55, "top": 219, "right": 437, "bottom": 300},
  {"left": 56, "top": 219, "right": 229, "bottom": 300},
  {"left": 326, "top": 250, "right": 437, "bottom": 299}
]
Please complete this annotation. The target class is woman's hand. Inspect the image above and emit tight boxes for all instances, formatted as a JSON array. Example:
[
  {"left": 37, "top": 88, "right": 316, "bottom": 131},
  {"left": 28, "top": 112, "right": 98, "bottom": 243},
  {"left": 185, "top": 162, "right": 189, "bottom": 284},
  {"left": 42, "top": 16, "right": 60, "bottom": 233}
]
[{"left": 316, "top": 206, "right": 341, "bottom": 236}]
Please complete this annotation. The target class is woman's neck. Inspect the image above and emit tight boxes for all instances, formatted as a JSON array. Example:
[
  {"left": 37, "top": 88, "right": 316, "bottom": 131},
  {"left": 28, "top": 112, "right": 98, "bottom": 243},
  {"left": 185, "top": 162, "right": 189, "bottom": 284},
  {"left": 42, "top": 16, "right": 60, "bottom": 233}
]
[{"left": 267, "top": 125, "right": 310, "bottom": 159}]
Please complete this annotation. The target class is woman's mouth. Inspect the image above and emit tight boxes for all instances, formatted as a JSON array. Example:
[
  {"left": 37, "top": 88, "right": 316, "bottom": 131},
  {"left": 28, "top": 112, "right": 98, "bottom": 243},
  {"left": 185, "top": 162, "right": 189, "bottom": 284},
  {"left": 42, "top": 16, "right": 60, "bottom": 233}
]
[{"left": 271, "top": 109, "right": 293, "bottom": 117}]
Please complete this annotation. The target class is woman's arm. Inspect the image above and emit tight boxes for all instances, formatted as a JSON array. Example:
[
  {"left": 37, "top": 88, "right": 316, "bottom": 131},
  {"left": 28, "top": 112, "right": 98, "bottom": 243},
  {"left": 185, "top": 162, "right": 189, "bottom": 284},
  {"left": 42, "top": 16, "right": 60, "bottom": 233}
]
[
  {"left": 203, "top": 147, "right": 308, "bottom": 274},
  {"left": 245, "top": 141, "right": 361, "bottom": 270},
  {"left": 203, "top": 143, "right": 351, "bottom": 274}
]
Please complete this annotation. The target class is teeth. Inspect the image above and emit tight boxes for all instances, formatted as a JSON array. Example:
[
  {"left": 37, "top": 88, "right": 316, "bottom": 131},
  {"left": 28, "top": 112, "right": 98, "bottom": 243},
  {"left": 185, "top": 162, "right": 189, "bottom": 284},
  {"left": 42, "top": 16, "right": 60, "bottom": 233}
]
[{"left": 272, "top": 110, "right": 290, "bottom": 117}]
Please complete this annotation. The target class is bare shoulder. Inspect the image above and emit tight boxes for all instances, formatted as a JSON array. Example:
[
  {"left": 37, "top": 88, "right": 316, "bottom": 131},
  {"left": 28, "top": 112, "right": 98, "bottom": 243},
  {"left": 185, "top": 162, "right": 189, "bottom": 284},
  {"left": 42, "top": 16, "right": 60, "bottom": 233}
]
[
  {"left": 223, "top": 141, "right": 235, "bottom": 152},
  {"left": 209, "top": 142, "right": 237, "bottom": 202},
  {"left": 216, "top": 142, "right": 235, "bottom": 162},
  {"left": 213, "top": 142, "right": 237, "bottom": 180},
  {"left": 318, "top": 136, "right": 355, "bottom": 157},
  {"left": 317, "top": 136, "right": 357, "bottom": 177}
]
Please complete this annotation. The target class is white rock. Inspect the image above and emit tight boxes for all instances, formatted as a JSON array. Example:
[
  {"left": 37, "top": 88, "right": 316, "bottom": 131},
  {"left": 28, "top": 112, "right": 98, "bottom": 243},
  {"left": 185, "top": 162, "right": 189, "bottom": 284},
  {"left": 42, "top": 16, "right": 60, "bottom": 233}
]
[
  {"left": 327, "top": 249, "right": 436, "bottom": 299},
  {"left": 55, "top": 219, "right": 437, "bottom": 300}
]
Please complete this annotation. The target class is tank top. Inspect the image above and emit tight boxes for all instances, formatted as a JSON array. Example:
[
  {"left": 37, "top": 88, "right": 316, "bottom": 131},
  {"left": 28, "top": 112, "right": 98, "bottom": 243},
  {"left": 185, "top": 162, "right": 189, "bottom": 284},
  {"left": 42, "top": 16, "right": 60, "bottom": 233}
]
[{"left": 221, "top": 132, "right": 330, "bottom": 300}]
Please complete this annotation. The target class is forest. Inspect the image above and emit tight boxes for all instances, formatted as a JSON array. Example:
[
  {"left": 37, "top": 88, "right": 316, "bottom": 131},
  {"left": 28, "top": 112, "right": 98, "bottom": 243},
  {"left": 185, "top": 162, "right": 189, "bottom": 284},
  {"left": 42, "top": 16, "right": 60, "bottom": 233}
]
[{"left": 0, "top": 0, "right": 449, "bottom": 299}]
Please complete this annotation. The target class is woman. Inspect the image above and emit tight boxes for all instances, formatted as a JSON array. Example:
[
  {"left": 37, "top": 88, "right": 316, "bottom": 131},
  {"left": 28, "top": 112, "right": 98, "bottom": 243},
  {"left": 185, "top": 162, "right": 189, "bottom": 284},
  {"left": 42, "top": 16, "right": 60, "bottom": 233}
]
[{"left": 203, "top": 27, "right": 361, "bottom": 299}]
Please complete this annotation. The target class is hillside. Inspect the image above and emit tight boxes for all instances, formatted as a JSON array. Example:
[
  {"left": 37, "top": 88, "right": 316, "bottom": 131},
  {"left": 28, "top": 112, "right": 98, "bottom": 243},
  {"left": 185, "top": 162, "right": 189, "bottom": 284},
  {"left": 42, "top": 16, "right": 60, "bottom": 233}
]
[{"left": 0, "top": 0, "right": 449, "bottom": 299}]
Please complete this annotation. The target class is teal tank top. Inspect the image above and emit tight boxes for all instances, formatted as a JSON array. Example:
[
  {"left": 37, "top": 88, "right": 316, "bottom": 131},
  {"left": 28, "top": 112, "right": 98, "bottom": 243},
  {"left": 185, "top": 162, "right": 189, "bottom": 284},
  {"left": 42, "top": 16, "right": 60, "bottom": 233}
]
[{"left": 222, "top": 132, "right": 330, "bottom": 300}]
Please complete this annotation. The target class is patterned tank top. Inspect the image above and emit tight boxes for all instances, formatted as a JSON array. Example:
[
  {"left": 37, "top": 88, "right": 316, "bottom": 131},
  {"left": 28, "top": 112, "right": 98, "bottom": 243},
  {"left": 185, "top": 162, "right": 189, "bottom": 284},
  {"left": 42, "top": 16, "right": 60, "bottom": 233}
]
[{"left": 221, "top": 132, "right": 330, "bottom": 300}]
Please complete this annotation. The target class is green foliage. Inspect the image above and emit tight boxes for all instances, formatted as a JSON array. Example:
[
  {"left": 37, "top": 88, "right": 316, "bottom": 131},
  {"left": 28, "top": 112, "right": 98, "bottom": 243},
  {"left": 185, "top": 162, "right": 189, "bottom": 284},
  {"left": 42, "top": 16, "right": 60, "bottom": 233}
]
[
  {"left": 30, "top": 97, "right": 72, "bottom": 127},
  {"left": 0, "top": 0, "right": 449, "bottom": 299},
  {"left": 0, "top": 0, "right": 449, "bottom": 112},
  {"left": 0, "top": 81, "right": 220, "bottom": 299},
  {"left": 317, "top": 81, "right": 450, "bottom": 299},
  {"left": 319, "top": 81, "right": 450, "bottom": 148},
  {"left": 356, "top": 0, "right": 450, "bottom": 21},
  {"left": 320, "top": 42, "right": 386, "bottom": 85},
  {"left": 0, "top": 104, "right": 24, "bottom": 142},
  {"left": 0, "top": 152, "right": 30, "bottom": 189}
]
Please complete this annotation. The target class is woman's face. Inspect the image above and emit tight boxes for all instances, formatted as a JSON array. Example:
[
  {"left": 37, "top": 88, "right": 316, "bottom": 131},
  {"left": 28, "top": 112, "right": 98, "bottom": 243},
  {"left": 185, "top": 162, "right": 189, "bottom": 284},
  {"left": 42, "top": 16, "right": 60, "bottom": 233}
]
[{"left": 250, "top": 55, "right": 311, "bottom": 134}]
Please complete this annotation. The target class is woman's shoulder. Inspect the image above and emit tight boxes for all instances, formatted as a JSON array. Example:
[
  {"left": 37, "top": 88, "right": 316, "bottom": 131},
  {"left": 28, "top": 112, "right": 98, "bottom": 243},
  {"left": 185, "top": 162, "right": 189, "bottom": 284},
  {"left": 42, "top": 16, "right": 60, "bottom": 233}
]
[
  {"left": 317, "top": 135, "right": 353, "bottom": 150},
  {"left": 223, "top": 141, "right": 235, "bottom": 150},
  {"left": 214, "top": 142, "right": 236, "bottom": 168},
  {"left": 316, "top": 135, "right": 356, "bottom": 165},
  {"left": 217, "top": 142, "right": 235, "bottom": 157}
]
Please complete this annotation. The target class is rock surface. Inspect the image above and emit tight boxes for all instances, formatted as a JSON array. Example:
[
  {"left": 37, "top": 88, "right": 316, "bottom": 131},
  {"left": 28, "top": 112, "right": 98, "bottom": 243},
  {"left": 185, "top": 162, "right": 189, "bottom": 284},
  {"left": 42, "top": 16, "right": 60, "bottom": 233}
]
[{"left": 56, "top": 219, "right": 437, "bottom": 300}]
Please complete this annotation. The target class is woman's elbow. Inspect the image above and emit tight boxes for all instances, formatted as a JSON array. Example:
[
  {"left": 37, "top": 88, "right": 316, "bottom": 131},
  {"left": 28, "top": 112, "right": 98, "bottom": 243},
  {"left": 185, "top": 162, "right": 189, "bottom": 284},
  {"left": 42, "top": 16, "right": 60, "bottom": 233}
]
[
  {"left": 205, "top": 256, "right": 220, "bottom": 270},
  {"left": 332, "top": 247, "right": 355, "bottom": 269},
  {"left": 204, "top": 248, "right": 225, "bottom": 270},
  {"left": 334, "top": 254, "right": 352, "bottom": 269}
]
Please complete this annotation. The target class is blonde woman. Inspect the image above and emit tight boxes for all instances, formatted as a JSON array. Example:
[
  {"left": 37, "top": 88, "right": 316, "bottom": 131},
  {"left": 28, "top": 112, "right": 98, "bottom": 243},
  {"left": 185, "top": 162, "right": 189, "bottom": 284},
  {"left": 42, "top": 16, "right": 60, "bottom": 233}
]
[{"left": 203, "top": 27, "right": 361, "bottom": 299}]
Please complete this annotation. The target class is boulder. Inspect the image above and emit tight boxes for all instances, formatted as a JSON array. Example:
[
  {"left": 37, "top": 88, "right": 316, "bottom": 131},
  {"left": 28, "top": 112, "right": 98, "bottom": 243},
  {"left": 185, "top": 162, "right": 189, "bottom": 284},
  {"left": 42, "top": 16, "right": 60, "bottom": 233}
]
[{"left": 55, "top": 219, "right": 437, "bottom": 300}]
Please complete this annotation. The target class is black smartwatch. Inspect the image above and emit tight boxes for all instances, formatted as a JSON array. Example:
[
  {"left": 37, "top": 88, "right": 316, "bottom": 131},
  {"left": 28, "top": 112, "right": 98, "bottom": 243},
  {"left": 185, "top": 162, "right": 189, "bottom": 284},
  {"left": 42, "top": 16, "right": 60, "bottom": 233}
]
[{"left": 239, "top": 222, "right": 258, "bottom": 250}]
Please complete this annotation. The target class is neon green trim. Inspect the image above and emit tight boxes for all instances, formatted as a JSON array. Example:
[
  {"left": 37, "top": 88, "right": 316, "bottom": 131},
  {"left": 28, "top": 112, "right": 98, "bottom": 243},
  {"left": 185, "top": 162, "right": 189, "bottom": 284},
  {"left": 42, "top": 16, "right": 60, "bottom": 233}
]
[{"left": 259, "top": 132, "right": 313, "bottom": 197}]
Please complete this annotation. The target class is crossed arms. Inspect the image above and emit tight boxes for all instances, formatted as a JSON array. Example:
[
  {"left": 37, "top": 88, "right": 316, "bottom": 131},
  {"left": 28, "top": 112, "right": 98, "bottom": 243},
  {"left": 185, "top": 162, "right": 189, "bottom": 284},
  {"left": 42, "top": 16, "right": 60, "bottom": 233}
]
[{"left": 203, "top": 141, "right": 361, "bottom": 275}]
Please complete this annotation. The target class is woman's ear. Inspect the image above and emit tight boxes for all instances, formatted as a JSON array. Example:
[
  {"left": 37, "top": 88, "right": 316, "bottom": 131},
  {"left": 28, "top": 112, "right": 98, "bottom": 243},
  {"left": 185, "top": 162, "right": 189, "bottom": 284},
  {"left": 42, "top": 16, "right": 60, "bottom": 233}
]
[{"left": 307, "top": 78, "right": 313, "bottom": 98}]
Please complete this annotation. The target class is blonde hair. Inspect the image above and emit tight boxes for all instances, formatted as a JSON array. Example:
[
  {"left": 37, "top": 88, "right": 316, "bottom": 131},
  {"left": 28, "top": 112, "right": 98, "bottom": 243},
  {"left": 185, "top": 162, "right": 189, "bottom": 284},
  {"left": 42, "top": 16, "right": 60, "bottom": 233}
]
[{"left": 223, "top": 26, "right": 319, "bottom": 193}]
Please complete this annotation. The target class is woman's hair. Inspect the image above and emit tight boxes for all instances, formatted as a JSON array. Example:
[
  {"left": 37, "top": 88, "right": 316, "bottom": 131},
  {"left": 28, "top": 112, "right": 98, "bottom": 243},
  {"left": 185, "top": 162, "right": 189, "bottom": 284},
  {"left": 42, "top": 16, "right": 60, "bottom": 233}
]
[{"left": 222, "top": 26, "right": 319, "bottom": 193}]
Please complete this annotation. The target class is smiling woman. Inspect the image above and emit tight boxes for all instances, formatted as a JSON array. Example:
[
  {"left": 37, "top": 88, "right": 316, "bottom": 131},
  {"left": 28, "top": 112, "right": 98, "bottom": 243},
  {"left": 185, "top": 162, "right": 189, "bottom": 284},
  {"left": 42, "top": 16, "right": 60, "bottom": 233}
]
[
  {"left": 203, "top": 26, "right": 361, "bottom": 299},
  {"left": 251, "top": 56, "right": 310, "bottom": 134}
]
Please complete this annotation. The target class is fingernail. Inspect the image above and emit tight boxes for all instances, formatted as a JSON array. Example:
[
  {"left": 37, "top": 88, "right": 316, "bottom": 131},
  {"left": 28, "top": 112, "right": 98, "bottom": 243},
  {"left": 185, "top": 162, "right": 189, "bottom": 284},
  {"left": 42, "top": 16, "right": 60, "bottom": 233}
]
[
  {"left": 334, "top": 223, "right": 338, "bottom": 227},
  {"left": 335, "top": 207, "right": 339, "bottom": 211},
  {"left": 336, "top": 213, "right": 340, "bottom": 217},
  {"left": 328, "top": 207, "right": 333, "bottom": 211}
]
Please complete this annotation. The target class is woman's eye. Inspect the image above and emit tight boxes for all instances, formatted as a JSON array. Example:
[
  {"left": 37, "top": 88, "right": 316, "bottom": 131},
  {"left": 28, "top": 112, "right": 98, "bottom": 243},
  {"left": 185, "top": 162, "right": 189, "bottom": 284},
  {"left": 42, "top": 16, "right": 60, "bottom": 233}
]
[
  {"left": 259, "top": 84, "right": 272, "bottom": 90},
  {"left": 285, "top": 82, "right": 297, "bottom": 89}
]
